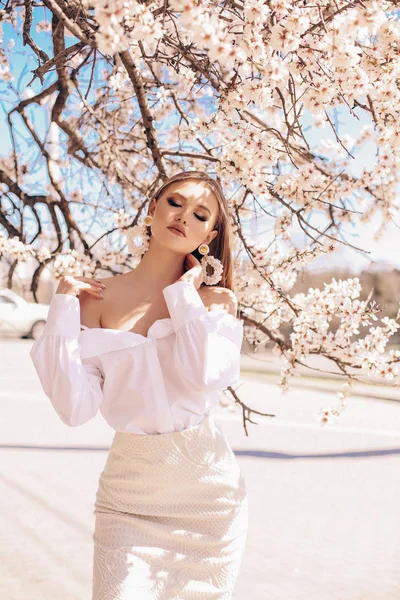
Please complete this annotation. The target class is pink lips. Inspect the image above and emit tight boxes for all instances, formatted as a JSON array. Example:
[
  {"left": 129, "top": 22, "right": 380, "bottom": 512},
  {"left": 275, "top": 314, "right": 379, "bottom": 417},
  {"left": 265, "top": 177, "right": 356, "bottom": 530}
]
[{"left": 168, "top": 226, "right": 185, "bottom": 237}]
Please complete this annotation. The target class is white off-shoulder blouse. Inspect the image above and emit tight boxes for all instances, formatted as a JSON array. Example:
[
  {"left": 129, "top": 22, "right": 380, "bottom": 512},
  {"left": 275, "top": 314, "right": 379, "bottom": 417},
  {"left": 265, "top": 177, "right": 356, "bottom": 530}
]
[{"left": 29, "top": 280, "right": 244, "bottom": 434}]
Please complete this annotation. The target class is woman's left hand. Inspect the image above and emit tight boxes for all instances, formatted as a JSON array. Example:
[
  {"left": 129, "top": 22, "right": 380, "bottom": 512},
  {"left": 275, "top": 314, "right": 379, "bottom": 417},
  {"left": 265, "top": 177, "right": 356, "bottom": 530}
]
[{"left": 179, "top": 253, "right": 203, "bottom": 289}]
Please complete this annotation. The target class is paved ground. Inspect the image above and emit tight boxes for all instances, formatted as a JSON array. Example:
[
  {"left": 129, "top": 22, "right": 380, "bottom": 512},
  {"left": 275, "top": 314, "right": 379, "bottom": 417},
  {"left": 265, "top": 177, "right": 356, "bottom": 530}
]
[{"left": 1, "top": 339, "right": 399, "bottom": 600}]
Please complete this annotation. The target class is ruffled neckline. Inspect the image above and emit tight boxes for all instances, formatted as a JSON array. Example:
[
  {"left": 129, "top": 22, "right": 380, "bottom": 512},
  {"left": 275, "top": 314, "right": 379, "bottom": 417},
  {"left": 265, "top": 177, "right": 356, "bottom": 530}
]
[
  {"left": 79, "top": 318, "right": 175, "bottom": 359},
  {"left": 78, "top": 311, "right": 243, "bottom": 360}
]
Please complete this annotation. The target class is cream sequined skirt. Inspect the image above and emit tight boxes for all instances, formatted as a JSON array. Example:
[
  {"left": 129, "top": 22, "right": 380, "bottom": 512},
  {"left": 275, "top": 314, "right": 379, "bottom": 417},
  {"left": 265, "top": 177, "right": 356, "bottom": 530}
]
[{"left": 92, "top": 413, "right": 248, "bottom": 600}]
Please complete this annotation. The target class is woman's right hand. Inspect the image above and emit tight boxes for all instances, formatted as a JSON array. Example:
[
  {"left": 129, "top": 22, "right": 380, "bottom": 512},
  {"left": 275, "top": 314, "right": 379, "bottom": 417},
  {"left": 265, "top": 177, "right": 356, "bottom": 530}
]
[{"left": 55, "top": 275, "right": 106, "bottom": 299}]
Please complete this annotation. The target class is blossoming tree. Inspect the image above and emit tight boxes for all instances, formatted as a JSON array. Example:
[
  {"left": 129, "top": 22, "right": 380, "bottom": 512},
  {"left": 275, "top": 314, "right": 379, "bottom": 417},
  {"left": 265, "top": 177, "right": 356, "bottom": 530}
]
[{"left": 0, "top": 1, "right": 399, "bottom": 431}]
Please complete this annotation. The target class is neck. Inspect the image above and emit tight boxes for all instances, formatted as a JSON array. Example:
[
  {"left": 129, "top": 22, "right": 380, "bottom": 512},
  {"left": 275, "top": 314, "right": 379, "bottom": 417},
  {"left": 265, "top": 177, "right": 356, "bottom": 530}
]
[{"left": 127, "top": 237, "right": 188, "bottom": 291}]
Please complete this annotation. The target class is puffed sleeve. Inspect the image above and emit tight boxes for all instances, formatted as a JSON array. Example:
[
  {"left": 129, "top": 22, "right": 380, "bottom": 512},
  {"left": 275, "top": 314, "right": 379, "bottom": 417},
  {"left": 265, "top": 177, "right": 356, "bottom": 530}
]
[
  {"left": 29, "top": 293, "right": 104, "bottom": 427},
  {"left": 162, "top": 280, "right": 243, "bottom": 392}
]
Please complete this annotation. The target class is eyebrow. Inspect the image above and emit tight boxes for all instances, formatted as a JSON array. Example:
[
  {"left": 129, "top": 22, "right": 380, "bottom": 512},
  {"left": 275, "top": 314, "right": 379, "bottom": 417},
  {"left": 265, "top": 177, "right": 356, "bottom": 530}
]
[{"left": 171, "top": 192, "right": 212, "bottom": 216}]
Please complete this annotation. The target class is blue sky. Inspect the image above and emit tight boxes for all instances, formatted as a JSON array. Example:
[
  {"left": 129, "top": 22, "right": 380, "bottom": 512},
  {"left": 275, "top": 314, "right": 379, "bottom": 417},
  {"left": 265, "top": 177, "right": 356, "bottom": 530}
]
[{"left": 1, "top": 9, "right": 399, "bottom": 274}]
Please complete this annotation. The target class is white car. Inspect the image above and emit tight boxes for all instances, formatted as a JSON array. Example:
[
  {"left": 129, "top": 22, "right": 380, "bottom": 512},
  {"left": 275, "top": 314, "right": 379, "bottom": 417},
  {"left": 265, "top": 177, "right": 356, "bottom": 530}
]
[{"left": 0, "top": 288, "right": 49, "bottom": 340}]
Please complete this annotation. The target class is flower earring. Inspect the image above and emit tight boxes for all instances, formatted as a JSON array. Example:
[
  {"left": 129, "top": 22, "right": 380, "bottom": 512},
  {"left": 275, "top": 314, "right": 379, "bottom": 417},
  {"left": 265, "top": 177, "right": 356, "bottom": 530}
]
[
  {"left": 126, "top": 214, "right": 153, "bottom": 258},
  {"left": 198, "top": 243, "right": 223, "bottom": 285}
]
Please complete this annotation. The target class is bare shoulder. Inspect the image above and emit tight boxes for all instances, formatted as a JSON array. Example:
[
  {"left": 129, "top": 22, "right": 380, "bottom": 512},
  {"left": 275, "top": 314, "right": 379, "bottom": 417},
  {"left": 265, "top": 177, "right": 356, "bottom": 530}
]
[
  {"left": 77, "top": 275, "right": 117, "bottom": 328},
  {"left": 78, "top": 291, "right": 102, "bottom": 328},
  {"left": 199, "top": 285, "right": 238, "bottom": 317}
]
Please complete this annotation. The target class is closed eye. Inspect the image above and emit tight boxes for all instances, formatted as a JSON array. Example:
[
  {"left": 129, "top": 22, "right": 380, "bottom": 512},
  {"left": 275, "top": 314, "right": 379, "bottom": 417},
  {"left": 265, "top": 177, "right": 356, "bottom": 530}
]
[{"left": 167, "top": 198, "right": 207, "bottom": 222}]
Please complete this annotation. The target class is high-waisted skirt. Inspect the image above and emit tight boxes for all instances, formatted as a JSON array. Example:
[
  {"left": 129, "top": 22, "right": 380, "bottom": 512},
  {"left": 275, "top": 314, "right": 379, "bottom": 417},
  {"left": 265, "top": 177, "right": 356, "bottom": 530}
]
[{"left": 92, "top": 412, "right": 248, "bottom": 600}]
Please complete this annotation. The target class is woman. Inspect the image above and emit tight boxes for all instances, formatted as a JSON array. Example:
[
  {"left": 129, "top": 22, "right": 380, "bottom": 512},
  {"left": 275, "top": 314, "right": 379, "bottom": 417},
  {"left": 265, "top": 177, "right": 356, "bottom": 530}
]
[{"left": 30, "top": 170, "right": 248, "bottom": 600}]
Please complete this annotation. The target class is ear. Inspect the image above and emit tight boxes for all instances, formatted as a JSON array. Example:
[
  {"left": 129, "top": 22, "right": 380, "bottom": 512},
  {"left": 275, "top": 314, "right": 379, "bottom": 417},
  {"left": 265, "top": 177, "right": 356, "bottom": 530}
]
[
  {"left": 148, "top": 197, "right": 157, "bottom": 217},
  {"left": 204, "top": 228, "right": 218, "bottom": 246}
]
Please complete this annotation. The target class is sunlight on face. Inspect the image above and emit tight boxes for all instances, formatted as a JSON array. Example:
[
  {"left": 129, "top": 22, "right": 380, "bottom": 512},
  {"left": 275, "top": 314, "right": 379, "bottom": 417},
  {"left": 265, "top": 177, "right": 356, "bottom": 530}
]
[{"left": 151, "top": 179, "right": 219, "bottom": 251}]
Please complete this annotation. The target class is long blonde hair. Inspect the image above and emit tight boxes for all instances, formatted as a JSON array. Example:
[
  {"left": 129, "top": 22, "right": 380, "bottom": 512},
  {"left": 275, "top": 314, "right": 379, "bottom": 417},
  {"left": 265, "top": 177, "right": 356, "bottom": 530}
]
[{"left": 148, "top": 171, "right": 235, "bottom": 291}]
